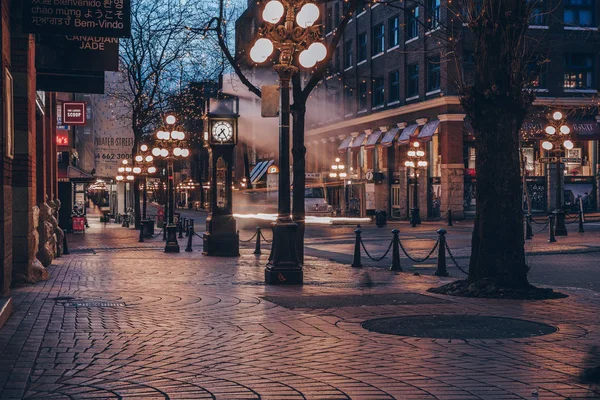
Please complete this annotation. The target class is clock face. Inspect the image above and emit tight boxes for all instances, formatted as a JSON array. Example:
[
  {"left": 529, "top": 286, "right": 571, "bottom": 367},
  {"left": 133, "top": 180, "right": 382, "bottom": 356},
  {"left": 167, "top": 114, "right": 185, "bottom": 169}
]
[{"left": 212, "top": 121, "right": 234, "bottom": 143}]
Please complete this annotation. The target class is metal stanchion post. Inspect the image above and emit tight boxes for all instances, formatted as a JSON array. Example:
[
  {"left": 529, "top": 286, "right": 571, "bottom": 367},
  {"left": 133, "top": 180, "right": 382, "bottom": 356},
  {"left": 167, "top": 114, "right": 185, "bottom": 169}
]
[
  {"left": 447, "top": 209, "right": 453, "bottom": 227},
  {"left": 351, "top": 228, "right": 362, "bottom": 268},
  {"left": 525, "top": 214, "right": 533, "bottom": 240},
  {"left": 139, "top": 220, "right": 145, "bottom": 243},
  {"left": 435, "top": 228, "right": 449, "bottom": 277},
  {"left": 185, "top": 226, "right": 193, "bottom": 252},
  {"left": 578, "top": 210, "right": 585, "bottom": 233},
  {"left": 548, "top": 214, "right": 556, "bottom": 243},
  {"left": 178, "top": 219, "right": 184, "bottom": 238},
  {"left": 184, "top": 218, "right": 189, "bottom": 237},
  {"left": 62, "top": 229, "right": 70, "bottom": 255},
  {"left": 254, "top": 227, "right": 262, "bottom": 255},
  {"left": 390, "top": 229, "right": 402, "bottom": 271}
]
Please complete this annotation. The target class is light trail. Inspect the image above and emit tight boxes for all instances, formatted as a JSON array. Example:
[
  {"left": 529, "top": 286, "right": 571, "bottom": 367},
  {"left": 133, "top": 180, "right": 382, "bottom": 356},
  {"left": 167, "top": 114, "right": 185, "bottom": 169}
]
[{"left": 233, "top": 213, "right": 371, "bottom": 225}]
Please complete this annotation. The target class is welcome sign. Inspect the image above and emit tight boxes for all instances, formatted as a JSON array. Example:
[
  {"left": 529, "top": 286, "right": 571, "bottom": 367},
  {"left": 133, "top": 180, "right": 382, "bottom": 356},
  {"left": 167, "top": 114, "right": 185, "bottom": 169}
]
[{"left": 23, "top": 0, "right": 131, "bottom": 38}]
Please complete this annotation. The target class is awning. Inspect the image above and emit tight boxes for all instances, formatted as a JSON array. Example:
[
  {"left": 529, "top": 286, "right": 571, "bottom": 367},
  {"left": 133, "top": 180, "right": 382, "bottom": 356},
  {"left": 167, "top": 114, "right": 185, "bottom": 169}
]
[
  {"left": 338, "top": 136, "right": 353, "bottom": 153},
  {"left": 350, "top": 133, "right": 366, "bottom": 150},
  {"left": 250, "top": 160, "right": 274, "bottom": 184},
  {"left": 380, "top": 127, "right": 400, "bottom": 147},
  {"left": 58, "top": 165, "right": 95, "bottom": 182},
  {"left": 364, "top": 130, "right": 383, "bottom": 149},
  {"left": 397, "top": 124, "right": 419, "bottom": 145},
  {"left": 417, "top": 120, "right": 440, "bottom": 142}
]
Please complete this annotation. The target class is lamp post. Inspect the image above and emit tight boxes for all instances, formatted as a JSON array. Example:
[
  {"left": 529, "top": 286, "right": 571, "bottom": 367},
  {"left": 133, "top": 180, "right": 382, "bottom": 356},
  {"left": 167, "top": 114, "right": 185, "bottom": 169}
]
[
  {"left": 542, "top": 111, "right": 572, "bottom": 236},
  {"left": 250, "top": 0, "right": 327, "bottom": 284},
  {"left": 134, "top": 144, "right": 158, "bottom": 220},
  {"left": 116, "top": 159, "right": 135, "bottom": 227},
  {"left": 329, "top": 157, "right": 347, "bottom": 216},
  {"left": 405, "top": 142, "right": 428, "bottom": 227},
  {"left": 152, "top": 115, "right": 190, "bottom": 252}
]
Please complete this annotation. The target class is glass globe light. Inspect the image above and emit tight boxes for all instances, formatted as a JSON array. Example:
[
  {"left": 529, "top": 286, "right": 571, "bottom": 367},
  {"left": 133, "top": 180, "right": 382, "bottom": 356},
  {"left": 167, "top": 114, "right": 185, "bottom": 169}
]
[
  {"left": 135, "top": 155, "right": 143, "bottom": 162},
  {"left": 166, "top": 115, "right": 176, "bottom": 125},
  {"left": 140, "top": 144, "right": 148, "bottom": 152},
  {"left": 332, "top": 165, "right": 338, "bottom": 170},
  {"left": 408, "top": 150, "right": 416, "bottom": 157},
  {"left": 416, "top": 150, "right": 425, "bottom": 157},
  {"left": 563, "top": 140, "right": 574, "bottom": 150},
  {"left": 413, "top": 141, "right": 420, "bottom": 148},
  {"left": 160, "top": 149, "right": 169, "bottom": 157},
  {"left": 340, "top": 172, "right": 347, "bottom": 178},
  {"left": 145, "top": 155, "right": 153, "bottom": 162},
  {"left": 133, "top": 167, "right": 141, "bottom": 174},
  {"left": 116, "top": 175, "right": 124, "bottom": 181},
  {"left": 541, "top": 141, "right": 553, "bottom": 150},
  {"left": 339, "top": 165, "right": 345, "bottom": 170},
  {"left": 250, "top": 38, "right": 274, "bottom": 63},
  {"left": 545, "top": 126, "right": 556, "bottom": 135},
  {"left": 181, "top": 149, "right": 190, "bottom": 157},
  {"left": 125, "top": 167, "right": 132, "bottom": 173},
  {"left": 262, "top": 0, "right": 284, "bottom": 24},
  {"left": 118, "top": 167, "right": 125, "bottom": 173},
  {"left": 329, "top": 172, "right": 337, "bottom": 178},
  {"left": 404, "top": 161, "right": 411, "bottom": 167},
  {"left": 552, "top": 111, "right": 563, "bottom": 121},
  {"left": 296, "top": 3, "right": 320, "bottom": 28},
  {"left": 152, "top": 148, "right": 161, "bottom": 156},
  {"left": 127, "top": 175, "right": 134, "bottom": 181},
  {"left": 148, "top": 167, "right": 157, "bottom": 174},
  {"left": 173, "top": 147, "right": 182, "bottom": 157},
  {"left": 122, "top": 159, "right": 128, "bottom": 165},
  {"left": 308, "top": 42, "right": 327, "bottom": 62},
  {"left": 299, "top": 49, "right": 317, "bottom": 68},
  {"left": 560, "top": 125, "right": 570, "bottom": 135},
  {"left": 335, "top": 157, "right": 341, "bottom": 163}
]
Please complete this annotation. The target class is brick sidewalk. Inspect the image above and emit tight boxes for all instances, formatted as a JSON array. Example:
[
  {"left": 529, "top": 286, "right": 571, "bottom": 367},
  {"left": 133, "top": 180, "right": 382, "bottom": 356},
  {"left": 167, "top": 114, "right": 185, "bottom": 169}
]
[{"left": 0, "top": 219, "right": 599, "bottom": 399}]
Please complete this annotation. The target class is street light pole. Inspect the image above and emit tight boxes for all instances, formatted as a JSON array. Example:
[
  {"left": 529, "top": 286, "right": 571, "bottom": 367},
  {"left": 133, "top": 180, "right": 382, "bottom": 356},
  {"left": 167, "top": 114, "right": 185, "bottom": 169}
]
[{"left": 405, "top": 141, "right": 427, "bottom": 227}]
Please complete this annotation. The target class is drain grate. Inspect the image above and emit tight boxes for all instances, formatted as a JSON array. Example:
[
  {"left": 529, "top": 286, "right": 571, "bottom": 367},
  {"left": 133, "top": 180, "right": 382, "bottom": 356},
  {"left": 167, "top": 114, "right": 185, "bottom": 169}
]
[{"left": 65, "top": 302, "right": 126, "bottom": 308}]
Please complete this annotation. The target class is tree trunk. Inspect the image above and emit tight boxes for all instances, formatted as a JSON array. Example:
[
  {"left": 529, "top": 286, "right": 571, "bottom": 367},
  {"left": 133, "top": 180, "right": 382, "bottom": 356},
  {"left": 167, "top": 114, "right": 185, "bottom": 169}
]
[{"left": 291, "top": 106, "right": 306, "bottom": 264}]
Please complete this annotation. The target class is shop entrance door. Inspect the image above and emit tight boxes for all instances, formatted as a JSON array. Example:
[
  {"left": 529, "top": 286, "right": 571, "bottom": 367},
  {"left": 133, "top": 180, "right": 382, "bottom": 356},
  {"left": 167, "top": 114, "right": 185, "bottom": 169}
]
[{"left": 391, "top": 184, "right": 402, "bottom": 218}]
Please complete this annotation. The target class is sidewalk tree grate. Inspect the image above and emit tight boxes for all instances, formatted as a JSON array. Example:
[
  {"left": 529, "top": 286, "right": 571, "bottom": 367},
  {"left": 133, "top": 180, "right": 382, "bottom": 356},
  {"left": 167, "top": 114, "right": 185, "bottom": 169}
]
[
  {"left": 262, "top": 293, "right": 447, "bottom": 309},
  {"left": 65, "top": 302, "right": 126, "bottom": 308},
  {"left": 362, "top": 315, "right": 557, "bottom": 339}
]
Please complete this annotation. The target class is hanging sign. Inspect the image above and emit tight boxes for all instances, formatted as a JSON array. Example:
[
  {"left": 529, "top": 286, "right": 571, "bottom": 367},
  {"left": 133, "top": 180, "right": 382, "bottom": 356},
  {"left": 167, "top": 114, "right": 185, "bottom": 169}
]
[
  {"left": 36, "top": 35, "right": 119, "bottom": 72},
  {"left": 57, "top": 130, "right": 69, "bottom": 146},
  {"left": 23, "top": 0, "right": 131, "bottom": 38},
  {"left": 63, "top": 102, "right": 87, "bottom": 125}
]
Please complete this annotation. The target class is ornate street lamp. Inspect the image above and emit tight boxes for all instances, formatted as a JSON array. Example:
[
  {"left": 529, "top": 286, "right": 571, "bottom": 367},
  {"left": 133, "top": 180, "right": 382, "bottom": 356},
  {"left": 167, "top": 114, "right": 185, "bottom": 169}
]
[
  {"left": 329, "top": 157, "right": 347, "bottom": 216},
  {"left": 542, "top": 111, "right": 572, "bottom": 236},
  {"left": 152, "top": 115, "right": 190, "bottom": 252},
  {"left": 116, "top": 159, "right": 135, "bottom": 227},
  {"left": 405, "top": 142, "right": 428, "bottom": 227},
  {"left": 134, "top": 144, "right": 157, "bottom": 235},
  {"left": 250, "top": 0, "right": 327, "bottom": 284}
]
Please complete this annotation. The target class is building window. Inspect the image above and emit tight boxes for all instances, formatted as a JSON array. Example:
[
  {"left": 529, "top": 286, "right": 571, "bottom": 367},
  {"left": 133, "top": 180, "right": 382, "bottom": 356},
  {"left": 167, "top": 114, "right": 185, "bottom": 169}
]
[
  {"left": 427, "top": 56, "right": 441, "bottom": 92},
  {"left": 527, "top": 60, "right": 548, "bottom": 88},
  {"left": 406, "top": 6, "right": 419, "bottom": 40},
  {"left": 528, "top": 0, "right": 546, "bottom": 25},
  {"left": 564, "top": 54, "right": 594, "bottom": 89},
  {"left": 389, "top": 71, "right": 400, "bottom": 102},
  {"left": 358, "top": 81, "right": 368, "bottom": 110},
  {"left": 407, "top": 63, "right": 419, "bottom": 97},
  {"left": 345, "top": 86, "right": 354, "bottom": 113},
  {"left": 344, "top": 39, "right": 353, "bottom": 68},
  {"left": 564, "top": 0, "right": 594, "bottom": 27},
  {"left": 389, "top": 16, "right": 400, "bottom": 48},
  {"left": 358, "top": 32, "right": 367, "bottom": 62},
  {"left": 372, "top": 77, "right": 385, "bottom": 107},
  {"left": 372, "top": 24, "right": 385, "bottom": 55},
  {"left": 428, "top": 0, "right": 440, "bottom": 30},
  {"left": 357, "top": 0, "right": 367, "bottom": 14}
]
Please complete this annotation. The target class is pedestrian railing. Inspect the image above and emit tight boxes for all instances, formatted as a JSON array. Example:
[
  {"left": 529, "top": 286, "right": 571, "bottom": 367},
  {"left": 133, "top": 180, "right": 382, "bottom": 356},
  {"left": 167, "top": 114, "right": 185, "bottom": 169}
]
[
  {"left": 239, "top": 227, "right": 273, "bottom": 255},
  {"left": 427, "top": 209, "right": 454, "bottom": 226}
]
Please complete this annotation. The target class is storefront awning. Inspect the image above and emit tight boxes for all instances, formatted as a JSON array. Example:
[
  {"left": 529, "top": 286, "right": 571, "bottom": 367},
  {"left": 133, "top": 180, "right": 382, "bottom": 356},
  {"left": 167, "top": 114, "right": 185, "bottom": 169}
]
[
  {"left": 397, "top": 124, "right": 419, "bottom": 145},
  {"left": 364, "top": 130, "right": 383, "bottom": 149},
  {"left": 338, "top": 136, "right": 353, "bottom": 153},
  {"left": 380, "top": 127, "right": 400, "bottom": 147},
  {"left": 350, "top": 133, "right": 367, "bottom": 150},
  {"left": 417, "top": 120, "right": 440, "bottom": 142},
  {"left": 250, "top": 160, "right": 274, "bottom": 184},
  {"left": 58, "top": 165, "right": 95, "bottom": 182}
]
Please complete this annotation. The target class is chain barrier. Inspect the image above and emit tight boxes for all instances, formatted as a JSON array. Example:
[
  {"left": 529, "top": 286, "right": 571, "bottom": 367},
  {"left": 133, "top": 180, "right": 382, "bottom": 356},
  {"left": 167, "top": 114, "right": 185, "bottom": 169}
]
[
  {"left": 260, "top": 231, "right": 273, "bottom": 244},
  {"left": 428, "top": 210, "right": 449, "bottom": 222},
  {"left": 445, "top": 242, "right": 469, "bottom": 275},
  {"left": 239, "top": 231, "right": 258, "bottom": 243},
  {"left": 530, "top": 216, "right": 548, "bottom": 225},
  {"left": 398, "top": 239, "right": 439, "bottom": 263},
  {"left": 151, "top": 228, "right": 164, "bottom": 238},
  {"left": 360, "top": 238, "right": 393, "bottom": 262},
  {"left": 565, "top": 214, "right": 580, "bottom": 224},
  {"left": 534, "top": 221, "right": 549, "bottom": 233}
]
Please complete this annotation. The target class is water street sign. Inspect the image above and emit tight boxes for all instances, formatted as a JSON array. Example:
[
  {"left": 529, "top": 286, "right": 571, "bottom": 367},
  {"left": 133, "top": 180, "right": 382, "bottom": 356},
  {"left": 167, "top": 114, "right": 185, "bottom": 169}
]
[{"left": 23, "top": 0, "right": 131, "bottom": 38}]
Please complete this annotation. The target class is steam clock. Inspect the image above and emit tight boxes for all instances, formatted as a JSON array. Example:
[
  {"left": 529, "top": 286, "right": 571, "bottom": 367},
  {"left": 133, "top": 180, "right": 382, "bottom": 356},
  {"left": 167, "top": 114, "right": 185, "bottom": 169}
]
[{"left": 202, "top": 94, "right": 240, "bottom": 256}]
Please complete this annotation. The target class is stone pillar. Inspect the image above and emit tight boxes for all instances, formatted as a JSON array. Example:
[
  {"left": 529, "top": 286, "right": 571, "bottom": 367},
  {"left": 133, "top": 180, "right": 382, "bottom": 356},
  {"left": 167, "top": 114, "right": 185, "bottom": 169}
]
[
  {"left": 11, "top": 10, "right": 47, "bottom": 284},
  {"left": 438, "top": 114, "right": 466, "bottom": 220}
]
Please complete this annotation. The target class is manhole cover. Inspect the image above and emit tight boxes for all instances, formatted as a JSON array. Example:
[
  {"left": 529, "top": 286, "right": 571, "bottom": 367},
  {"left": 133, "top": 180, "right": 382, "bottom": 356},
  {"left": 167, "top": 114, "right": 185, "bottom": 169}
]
[
  {"left": 262, "top": 293, "right": 447, "bottom": 309},
  {"left": 65, "top": 302, "right": 126, "bottom": 308},
  {"left": 362, "top": 315, "right": 557, "bottom": 339}
]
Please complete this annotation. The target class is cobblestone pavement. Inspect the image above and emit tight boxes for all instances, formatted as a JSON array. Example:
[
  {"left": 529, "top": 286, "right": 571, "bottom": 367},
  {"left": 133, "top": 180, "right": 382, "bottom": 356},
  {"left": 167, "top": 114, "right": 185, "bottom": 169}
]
[{"left": 1, "top": 219, "right": 599, "bottom": 399}]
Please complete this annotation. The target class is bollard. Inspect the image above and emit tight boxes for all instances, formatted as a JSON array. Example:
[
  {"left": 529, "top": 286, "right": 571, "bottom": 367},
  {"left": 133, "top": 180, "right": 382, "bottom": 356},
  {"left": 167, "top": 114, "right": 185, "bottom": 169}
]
[
  {"left": 185, "top": 226, "right": 193, "bottom": 252},
  {"left": 254, "top": 226, "right": 262, "bottom": 255},
  {"left": 548, "top": 214, "right": 556, "bottom": 243},
  {"left": 525, "top": 214, "right": 533, "bottom": 240},
  {"left": 351, "top": 228, "right": 362, "bottom": 268},
  {"left": 447, "top": 209, "right": 453, "bottom": 227},
  {"left": 578, "top": 210, "right": 585, "bottom": 233},
  {"left": 139, "top": 220, "right": 145, "bottom": 243},
  {"left": 189, "top": 219, "right": 194, "bottom": 234},
  {"left": 62, "top": 229, "right": 70, "bottom": 255},
  {"left": 184, "top": 218, "right": 190, "bottom": 237},
  {"left": 435, "top": 229, "right": 449, "bottom": 277},
  {"left": 178, "top": 220, "right": 184, "bottom": 238},
  {"left": 390, "top": 229, "right": 402, "bottom": 271},
  {"left": 163, "top": 223, "right": 167, "bottom": 241}
]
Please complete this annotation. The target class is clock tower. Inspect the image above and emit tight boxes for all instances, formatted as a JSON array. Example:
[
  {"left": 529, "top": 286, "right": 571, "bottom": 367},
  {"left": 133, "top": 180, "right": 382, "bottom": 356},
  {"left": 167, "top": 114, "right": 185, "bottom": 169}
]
[{"left": 202, "top": 93, "right": 240, "bottom": 256}]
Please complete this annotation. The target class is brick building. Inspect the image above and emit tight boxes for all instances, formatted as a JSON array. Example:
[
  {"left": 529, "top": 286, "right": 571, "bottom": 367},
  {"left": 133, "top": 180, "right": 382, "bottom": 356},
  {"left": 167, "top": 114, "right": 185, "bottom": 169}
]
[
  {"left": 0, "top": 0, "right": 61, "bottom": 327},
  {"left": 236, "top": 0, "right": 600, "bottom": 219}
]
